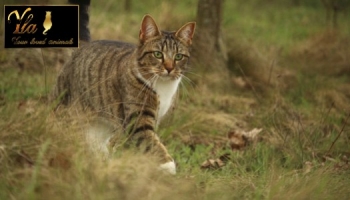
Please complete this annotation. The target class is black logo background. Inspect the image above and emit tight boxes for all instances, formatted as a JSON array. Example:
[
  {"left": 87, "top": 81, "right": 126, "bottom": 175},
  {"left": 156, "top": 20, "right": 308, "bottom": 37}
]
[{"left": 4, "top": 5, "right": 79, "bottom": 48}]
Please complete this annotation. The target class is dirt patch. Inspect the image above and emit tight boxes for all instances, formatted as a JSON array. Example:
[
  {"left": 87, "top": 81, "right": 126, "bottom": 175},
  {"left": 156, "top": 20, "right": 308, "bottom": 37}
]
[
  {"left": 226, "top": 36, "right": 297, "bottom": 93},
  {"left": 315, "top": 89, "right": 350, "bottom": 112},
  {"left": 289, "top": 30, "right": 350, "bottom": 76},
  {"left": 3, "top": 48, "right": 73, "bottom": 72}
]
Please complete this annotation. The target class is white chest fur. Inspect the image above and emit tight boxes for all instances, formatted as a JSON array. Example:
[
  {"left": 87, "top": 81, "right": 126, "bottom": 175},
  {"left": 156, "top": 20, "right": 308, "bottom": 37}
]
[{"left": 154, "top": 78, "right": 181, "bottom": 121}]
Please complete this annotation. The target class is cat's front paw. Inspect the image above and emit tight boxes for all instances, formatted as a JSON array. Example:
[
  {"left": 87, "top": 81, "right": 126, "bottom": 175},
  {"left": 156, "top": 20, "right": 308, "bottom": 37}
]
[{"left": 159, "top": 161, "right": 176, "bottom": 175}]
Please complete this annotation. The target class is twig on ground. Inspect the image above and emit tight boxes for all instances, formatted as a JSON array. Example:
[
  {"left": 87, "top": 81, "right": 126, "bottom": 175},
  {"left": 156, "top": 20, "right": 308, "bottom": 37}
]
[{"left": 327, "top": 112, "right": 350, "bottom": 155}]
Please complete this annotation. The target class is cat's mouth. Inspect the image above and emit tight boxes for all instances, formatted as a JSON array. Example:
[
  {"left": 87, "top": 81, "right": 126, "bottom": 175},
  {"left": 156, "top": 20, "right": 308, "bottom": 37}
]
[
  {"left": 158, "top": 73, "right": 180, "bottom": 81},
  {"left": 159, "top": 76, "right": 175, "bottom": 81}
]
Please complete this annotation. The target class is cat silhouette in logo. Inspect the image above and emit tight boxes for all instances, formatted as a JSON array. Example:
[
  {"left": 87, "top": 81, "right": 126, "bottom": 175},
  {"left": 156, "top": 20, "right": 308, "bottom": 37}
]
[{"left": 43, "top": 11, "right": 52, "bottom": 35}]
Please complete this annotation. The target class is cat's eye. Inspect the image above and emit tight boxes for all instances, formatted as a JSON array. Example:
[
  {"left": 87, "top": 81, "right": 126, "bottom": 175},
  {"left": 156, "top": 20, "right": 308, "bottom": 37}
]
[
  {"left": 153, "top": 51, "right": 163, "bottom": 59},
  {"left": 174, "top": 54, "right": 184, "bottom": 61}
]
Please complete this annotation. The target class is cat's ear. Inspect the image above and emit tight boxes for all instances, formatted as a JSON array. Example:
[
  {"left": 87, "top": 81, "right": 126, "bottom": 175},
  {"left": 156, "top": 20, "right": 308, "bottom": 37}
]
[
  {"left": 175, "top": 22, "right": 196, "bottom": 46},
  {"left": 139, "top": 15, "right": 161, "bottom": 43}
]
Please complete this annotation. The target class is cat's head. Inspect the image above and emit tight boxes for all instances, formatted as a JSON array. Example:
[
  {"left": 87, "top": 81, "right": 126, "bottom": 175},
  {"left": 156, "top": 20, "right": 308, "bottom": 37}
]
[{"left": 137, "top": 15, "right": 195, "bottom": 81}]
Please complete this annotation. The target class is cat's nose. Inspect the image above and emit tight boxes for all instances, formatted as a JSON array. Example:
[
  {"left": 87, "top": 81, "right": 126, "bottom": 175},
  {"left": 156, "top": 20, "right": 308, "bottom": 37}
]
[
  {"left": 165, "top": 67, "right": 173, "bottom": 73},
  {"left": 164, "top": 62, "right": 174, "bottom": 73}
]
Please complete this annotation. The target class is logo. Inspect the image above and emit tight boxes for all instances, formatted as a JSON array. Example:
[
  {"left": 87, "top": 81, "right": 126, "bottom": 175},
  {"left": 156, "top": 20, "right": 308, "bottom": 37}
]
[
  {"left": 4, "top": 5, "right": 78, "bottom": 48},
  {"left": 43, "top": 11, "right": 53, "bottom": 35}
]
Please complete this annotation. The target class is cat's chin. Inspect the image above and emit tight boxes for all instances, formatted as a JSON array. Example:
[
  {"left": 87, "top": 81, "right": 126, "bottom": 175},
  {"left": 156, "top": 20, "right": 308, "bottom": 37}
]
[{"left": 158, "top": 75, "right": 179, "bottom": 81}]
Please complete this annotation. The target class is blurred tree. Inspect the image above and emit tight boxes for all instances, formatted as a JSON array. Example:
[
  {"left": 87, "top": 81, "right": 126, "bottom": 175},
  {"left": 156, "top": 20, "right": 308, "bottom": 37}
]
[
  {"left": 69, "top": 0, "right": 91, "bottom": 42},
  {"left": 192, "top": 0, "right": 230, "bottom": 90},
  {"left": 194, "top": 0, "right": 280, "bottom": 93},
  {"left": 292, "top": 0, "right": 300, "bottom": 6},
  {"left": 321, "top": 0, "right": 350, "bottom": 29},
  {"left": 125, "top": 0, "right": 132, "bottom": 12},
  {"left": 194, "top": 0, "right": 227, "bottom": 71},
  {"left": 196, "top": 0, "right": 222, "bottom": 53}
]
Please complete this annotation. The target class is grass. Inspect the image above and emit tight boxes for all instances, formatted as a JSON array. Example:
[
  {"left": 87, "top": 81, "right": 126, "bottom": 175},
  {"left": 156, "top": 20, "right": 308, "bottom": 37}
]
[{"left": 1, "top": 0, "right": 350, "bottom": 199}]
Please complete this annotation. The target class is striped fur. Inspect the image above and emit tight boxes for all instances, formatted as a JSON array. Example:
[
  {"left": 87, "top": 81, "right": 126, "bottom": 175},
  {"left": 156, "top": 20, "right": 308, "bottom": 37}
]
[{"left": 52, "top": 15, "right": 195, "bottom": 166}]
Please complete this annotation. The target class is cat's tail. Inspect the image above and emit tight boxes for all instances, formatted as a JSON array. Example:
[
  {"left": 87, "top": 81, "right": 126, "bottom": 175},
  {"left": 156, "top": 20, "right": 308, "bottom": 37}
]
[{"left": 68, "top": 0, "right": 91, "bottom": 42}]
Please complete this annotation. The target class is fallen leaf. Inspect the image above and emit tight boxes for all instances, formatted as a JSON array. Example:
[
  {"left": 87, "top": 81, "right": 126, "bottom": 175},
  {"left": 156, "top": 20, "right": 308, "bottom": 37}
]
[
  {"left": 341, "top": 155, "right": 349, "bottom": 164},
  {"left": 17, "top": 100, "right": 36, "bottom": 115},
  {"left": 227, "top": 128, "right": 262, "bottom": 151},
  {"left": 231, "top": 77, "right": 247, "bottom": 88},
  {"left": 49, "top": 152, "right": 72, "bottom": 170},
  {"left": 200, "top": 153, "right": 230, "bottom": 170},
  {"left": 244, "top": 128, "right": 263, "bottom": 140},
  {"left": 14, "top": 150, "right": 34, "bottom": 168},
  {"left": 303, "top": 161, "right": 313, "bottom": 174},
  {"left": 228, "top": 130, "right": 247, "bottom": 150}
]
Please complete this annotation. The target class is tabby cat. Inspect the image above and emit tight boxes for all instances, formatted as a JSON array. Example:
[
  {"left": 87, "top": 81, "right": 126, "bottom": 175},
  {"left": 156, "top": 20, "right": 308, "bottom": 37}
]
[{"left": 52, "top": 9, "right": 195, "bottom": 174}]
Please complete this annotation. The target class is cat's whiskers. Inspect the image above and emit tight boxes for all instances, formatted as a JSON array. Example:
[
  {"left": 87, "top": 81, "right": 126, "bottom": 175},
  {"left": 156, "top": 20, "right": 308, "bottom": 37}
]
[
  {"left": 179, "top": 70, "right": 199, "bottom": 98},
  {"left": 139, "top": 71, "right": 158, "bottom": 85},
  {"left": 183, "top": 70, "right": 201, "bottom": 78},
  {"left": 136, "top": 73, "right": 157, "bottom": 100},
  {"left": 179, "top": 75, "right": 194, "bottom": 99},
  {"left": 179, "top": 80, "right": 189, "bottom": 99},
  {"left": 181, "top": 74, "right": 195, "bottom": 89}
]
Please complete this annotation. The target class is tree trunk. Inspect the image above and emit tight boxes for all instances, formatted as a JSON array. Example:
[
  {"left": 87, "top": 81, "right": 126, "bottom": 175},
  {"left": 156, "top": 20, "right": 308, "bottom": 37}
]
[
  {"left": 192, "top": 0, "right": 229, "bottom": 91},
  {"left": 194, "top": 0, "right": 226, "bottom": 67},
  {"left": 69, "top": 0, "right": 91, "bottom": 42},
  {"left": 320, "top": 0, "right": 350, "bottom": 29},
  {"left": 125, "top": 0, "right": 132, "bottom": 12},
  {"left": 196, "top": 0, "right": 222, "bottom": 52}
]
